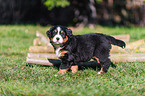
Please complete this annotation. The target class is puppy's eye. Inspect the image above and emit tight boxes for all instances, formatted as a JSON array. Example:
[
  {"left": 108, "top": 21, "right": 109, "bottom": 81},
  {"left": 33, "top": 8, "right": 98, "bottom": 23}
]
[
  {"left": 61, "top": 31, "right": 63, "bottom": 33},
  {"left": 54, "top": 30, "right": 57, "bottom": 33}
]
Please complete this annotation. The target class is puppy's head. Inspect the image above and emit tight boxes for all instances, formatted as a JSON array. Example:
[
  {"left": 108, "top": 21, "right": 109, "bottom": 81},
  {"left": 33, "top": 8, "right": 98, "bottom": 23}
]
[{"left": 46, "top": 26, "right": 73, "bottom": 45}]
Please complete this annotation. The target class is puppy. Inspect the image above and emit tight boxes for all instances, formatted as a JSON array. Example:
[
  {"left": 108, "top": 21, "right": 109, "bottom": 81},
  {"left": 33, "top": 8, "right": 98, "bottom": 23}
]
[{"left": 46, "top": 26, "right": 126, "bottom": 76}]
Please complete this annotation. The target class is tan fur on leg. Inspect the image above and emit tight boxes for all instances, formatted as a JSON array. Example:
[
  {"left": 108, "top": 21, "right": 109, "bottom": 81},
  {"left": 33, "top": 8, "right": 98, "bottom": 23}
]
[
  {"left": 60, "top": 50, "right": 68, "bottom": 57},
  {"left": 98, "top": 66, "right": 104, "bottom": 74},
  {"left": 55, "top": 68, "right": 69, "bottom": 76},
  {"left": 71, "top": 65, "right": 78, "bottom": 73},
  {"left": 92, "top": 56, "right": 100, "bottom": 63},
  {"left": 92, "top": 56, "right": 104, "bottom": 74}
]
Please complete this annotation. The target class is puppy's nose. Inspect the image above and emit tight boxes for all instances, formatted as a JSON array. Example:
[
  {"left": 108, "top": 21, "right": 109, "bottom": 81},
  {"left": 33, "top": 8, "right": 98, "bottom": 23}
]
[{"left": 56, "top": 37, "right": 60, "bottom": 41}]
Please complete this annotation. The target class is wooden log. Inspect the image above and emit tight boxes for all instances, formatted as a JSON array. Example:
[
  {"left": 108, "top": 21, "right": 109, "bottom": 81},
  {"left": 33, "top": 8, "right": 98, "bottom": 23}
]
[
  {"left": 138, "top": 44, "right": 145, "bottom": 52},
  {"left": 29, "top": 46, "right": 54, "bottom": 53},
  {"left": 126, "top": 39, "right": 144, "bottom": 49},
  {"left": 26, "top": 53, "right": 145, "bottom": 64},
  {"left": 110, "top": 53, "right": 145, "bottom": 63},
  {"left": 33, "top": 38, "right": 42, "bottom": 46},
  {"left": 26, "top": 57, "right": 100, "bottom": 67},
  {"left": 110, "top": 53, "right": 145, "bottom": 56},
  {"left": 110, "top": 45, "right": 127, "bottom": 53},
  {"left": 111, "top": 39, "right": 145, "bottom": 53},
  {"left": 138, "top": 47, "right": 145, "bottom": 53},
  {"left": 26, "top": 57, "right": 55, "bottom": 66},
  {"left": 113, "top": 34, "right": 130, "bottom": 43},
  {"left": 36, "top": 31, "right": 52, "bottom": 46},
  {"left": 28, "top": 53, "right": 56, "bottom": 59},
  {"left": 26, "top": 54, "right": 145, "bottom": 66}
]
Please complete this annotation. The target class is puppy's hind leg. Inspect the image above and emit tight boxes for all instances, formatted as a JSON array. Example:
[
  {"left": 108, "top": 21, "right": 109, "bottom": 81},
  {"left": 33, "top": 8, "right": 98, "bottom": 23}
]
[
  {"left": 92, "top": 56, "right": 104, "bottom": 74},
  {"left": 92, "top": 56, "right": 111, "bottom": 74},
  {"left": 100, "top": 58, "right": 112, "bottom": 74},
  {"left": 71, "top": 65, "right": 78, "bottom": 73}
]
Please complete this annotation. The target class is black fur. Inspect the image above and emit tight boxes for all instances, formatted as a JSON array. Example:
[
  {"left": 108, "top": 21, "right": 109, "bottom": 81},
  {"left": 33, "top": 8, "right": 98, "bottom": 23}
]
[{"left": 46, "top": 26, "right": 126, "bottom": 73}]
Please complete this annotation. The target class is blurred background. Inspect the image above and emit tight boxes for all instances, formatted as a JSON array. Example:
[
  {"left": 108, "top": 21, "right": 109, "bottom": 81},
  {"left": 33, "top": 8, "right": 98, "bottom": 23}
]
[{"left": 0, "top": 0, "right": 145, "bottom": 27}]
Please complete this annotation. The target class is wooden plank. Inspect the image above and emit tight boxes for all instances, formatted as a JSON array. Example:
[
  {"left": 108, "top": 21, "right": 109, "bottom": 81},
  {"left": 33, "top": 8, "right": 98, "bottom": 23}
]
[
  {"left": 126, "top": 39, "right": 144, "bottom": 49},
  {"left": 26, "top": 53, "right": 145, "bottom": 64},
  {"left": 29, "top": 46, "right": 54, "bottom": 53},
  {"left": 110, "top": 45, "right": 127, "bottom": 53},
  {"left": 111, "top": 39, "right": 145, "bottom": 53},
  {"left": 28, "top": 53, "right": 56, "bottom": 59},
  {"left": 26, "top": 57, "right": 57, "bottom": 66},
  {"left": 139, "top": 47, "right": 145, "bottom": 53},
  {"left": 110, "top": 53, "right": 145, "bottom": 63}
]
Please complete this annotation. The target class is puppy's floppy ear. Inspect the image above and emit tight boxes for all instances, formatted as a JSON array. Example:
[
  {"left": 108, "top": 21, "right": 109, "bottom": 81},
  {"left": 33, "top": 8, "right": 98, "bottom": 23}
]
[
  {"left": 46, "top": 30, "right": 51, "bottom": 38},
  {"left": 46, "top": 26, "right": 55, "bottom": 38},
  {"left": 66, "top": 28, "right": 73, "bottom": 38}
]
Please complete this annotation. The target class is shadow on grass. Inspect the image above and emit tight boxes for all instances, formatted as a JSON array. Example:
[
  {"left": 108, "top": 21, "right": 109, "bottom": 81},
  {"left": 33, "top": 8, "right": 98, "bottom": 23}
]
[{"left": 26, "top": 59, "right": 116, "bottom": 71}]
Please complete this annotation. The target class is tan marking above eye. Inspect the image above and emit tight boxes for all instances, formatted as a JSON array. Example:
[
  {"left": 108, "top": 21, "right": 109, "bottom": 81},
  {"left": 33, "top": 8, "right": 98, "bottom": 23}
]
[
  {"left": 55, "top": 30, "right": 57, "bottom": 33},
  {"left": 61, "top": 31, "right": 63, "bottom": 33}
]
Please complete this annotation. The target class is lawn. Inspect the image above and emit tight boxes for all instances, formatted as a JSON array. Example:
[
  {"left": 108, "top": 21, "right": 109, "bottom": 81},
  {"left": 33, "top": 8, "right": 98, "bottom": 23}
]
[{"left": 0, "top": 25, "right": 145, "bottom": 96}]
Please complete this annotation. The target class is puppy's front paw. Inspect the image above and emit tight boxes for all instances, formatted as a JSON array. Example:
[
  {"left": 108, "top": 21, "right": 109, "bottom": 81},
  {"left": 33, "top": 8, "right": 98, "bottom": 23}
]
[
  {"left": 55, "top": 68, "right": 69, "bottom": 76},
  {"left": 97, "top": 71, "right": 105, "bottom": 74},
  {"left": 71, "top": 65, "right": 78, "bottom": 73}
]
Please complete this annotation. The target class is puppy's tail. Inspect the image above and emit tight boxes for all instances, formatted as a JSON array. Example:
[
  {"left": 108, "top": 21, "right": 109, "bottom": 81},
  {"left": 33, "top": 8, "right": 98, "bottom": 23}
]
[{"left": 106, "top": 35, "right": 126, "bottom": 49}]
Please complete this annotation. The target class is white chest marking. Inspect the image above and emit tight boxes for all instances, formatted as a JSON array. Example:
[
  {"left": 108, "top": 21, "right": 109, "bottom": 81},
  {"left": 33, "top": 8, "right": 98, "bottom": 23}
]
[{"left": 55, "top": 47, "right": 62, "bottom": 58}]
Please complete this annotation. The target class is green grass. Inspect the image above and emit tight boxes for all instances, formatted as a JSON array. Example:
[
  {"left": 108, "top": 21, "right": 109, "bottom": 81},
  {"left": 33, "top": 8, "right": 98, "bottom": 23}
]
[{"left": 0, "top": 25, "right": 145, "bottom": 96}]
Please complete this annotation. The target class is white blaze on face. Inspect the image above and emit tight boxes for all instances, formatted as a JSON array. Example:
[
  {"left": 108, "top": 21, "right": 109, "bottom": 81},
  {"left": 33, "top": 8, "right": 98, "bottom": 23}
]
[{"left": 53, "top": 27, "right": 63, "bottom": 44}]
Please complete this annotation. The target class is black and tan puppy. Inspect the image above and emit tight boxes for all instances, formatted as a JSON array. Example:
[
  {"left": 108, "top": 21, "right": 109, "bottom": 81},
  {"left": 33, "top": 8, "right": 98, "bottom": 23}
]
[{"left": 46, "top": 26, "right": 126, "bottom": 76}]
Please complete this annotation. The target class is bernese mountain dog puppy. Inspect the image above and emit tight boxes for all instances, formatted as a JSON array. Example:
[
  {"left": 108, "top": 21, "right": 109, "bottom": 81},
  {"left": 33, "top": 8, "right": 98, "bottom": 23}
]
[{"left": 46, "top": 26, "right": 126, "bottom": 76}]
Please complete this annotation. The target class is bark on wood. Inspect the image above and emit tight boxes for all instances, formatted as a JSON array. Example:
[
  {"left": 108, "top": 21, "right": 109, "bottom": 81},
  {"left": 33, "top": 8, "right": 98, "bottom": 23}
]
[{"left": 29, "top": 46, "right": 54, "bottom": 53}]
